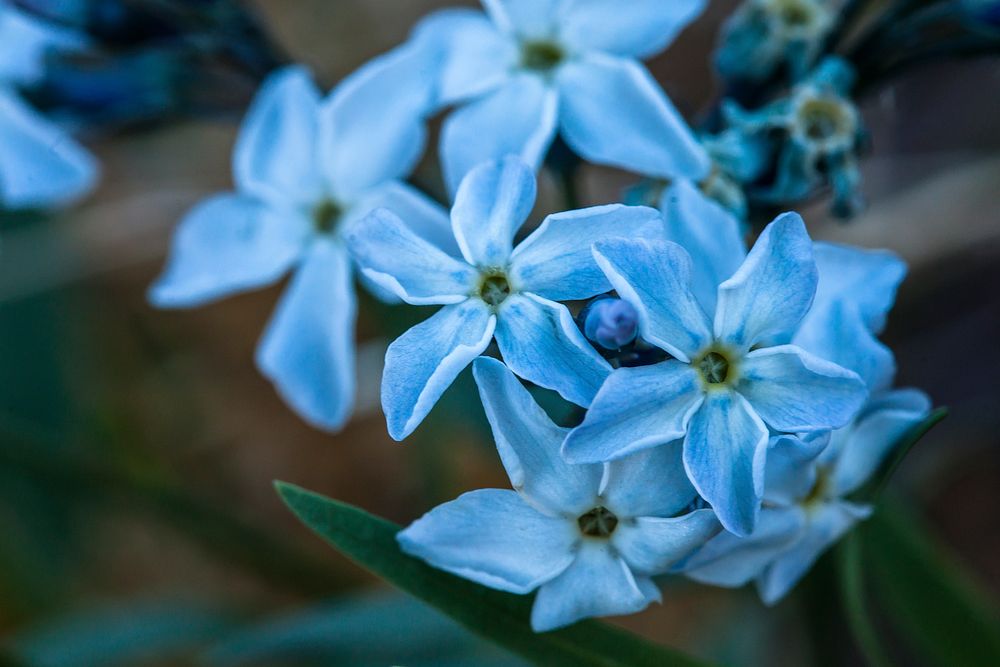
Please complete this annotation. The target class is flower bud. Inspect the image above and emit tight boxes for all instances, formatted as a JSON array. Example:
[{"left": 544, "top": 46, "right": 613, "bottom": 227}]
[{"left": 583, "top": 298, "right": 639, "bottom": 350}]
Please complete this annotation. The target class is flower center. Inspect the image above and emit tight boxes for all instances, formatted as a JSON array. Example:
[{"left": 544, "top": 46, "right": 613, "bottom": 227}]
[
  {"left": 802, "top": 469, "right": 831, "bottom": 509},
  {"left": 798, "top": 97, "right": 852, "bottom": 141},
  {"left": 520, "top": 40, "right": 564, "bottom": 71},
  {"left": 777, "top": 0, "right": 814, "bottom": 27},
  {"left": 697, "top": 351, "right": 731, "bottom": 385},
  {"left": 478, "top": 272, "right": 511, "bottom": 307},
  {"left": 312, "top": 199, "right": 342, "bottom": 235},
  {"left": 577, "top": 506, "right": 619, "bottom": 538}
]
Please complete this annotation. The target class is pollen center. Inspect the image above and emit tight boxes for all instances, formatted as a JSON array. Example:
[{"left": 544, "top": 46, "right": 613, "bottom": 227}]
[
  {"left": 697, "top": 351, "right": 731, "bottom": 385},
  {"left": 798, "top": 97, "right": 851, "bottom": 141},
  {"left": 312, "top": 199, "right": 342, "bottom": 235},
  {"left": 520, "top": 40, "right": 564, "bottom": 71},
  {"left": 577, "top": 506, "right": 619, "bottom": 538},
  {"left": 478, "top": 273, "right": 511, "bottom": 307}
]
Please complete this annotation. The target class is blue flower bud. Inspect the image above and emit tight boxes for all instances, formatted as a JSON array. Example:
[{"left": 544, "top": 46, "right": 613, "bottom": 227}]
[{"left": 583, "top": 298, "right": 639, "bottom": 350}]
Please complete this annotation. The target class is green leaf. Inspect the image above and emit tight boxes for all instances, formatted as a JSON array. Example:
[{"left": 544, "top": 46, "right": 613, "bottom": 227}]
[
  {"left": 835, "top": 530, "right": 892, "bottom": 667},
  {"left": 863, "top": 506, "right": 1000, "bottom": 667},
  {"left": 276, "top": 482, "right": 714, "bottom": 667}
]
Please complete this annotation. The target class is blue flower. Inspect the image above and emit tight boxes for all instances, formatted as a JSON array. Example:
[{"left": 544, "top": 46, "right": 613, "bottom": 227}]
[
  {"left": 398, "top": 357, "right": 719, "bottom": 631},
  {"left": 562, "top": 212, "right": 869, "bottom": 536},
  {"left": 0, "top": 3, "right": 97, "bottom": 208},
  {"left": 413, "top": 0, "right": 711, "bottom": 193},
  {"left": 682, "top": 245, "right": 930, "bottom": 603},
  {"left": 150, "top": 50, "right": 442, "bottom": 432},
  {"left": 716, "top": 0, "right": 836, "bottom": 84},
  {"left": 347, "top": 157, "right": 662, "bottom": 441}
]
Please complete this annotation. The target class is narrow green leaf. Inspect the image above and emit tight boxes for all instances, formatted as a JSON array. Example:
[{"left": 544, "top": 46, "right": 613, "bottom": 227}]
[
  {"left": 853, "top": 407, "right": 948, "bottom": 503},
  {"left": 835, "top": 530, "right": 892, "bottom": 667},
  {"left": 864, "top": 506, "right": 1000, "bottom": 667},
  {"left": 276, "top": 482, "right": 714, "bottom": 667}
]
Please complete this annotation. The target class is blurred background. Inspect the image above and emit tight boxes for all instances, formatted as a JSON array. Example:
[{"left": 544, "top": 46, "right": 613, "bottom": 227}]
[{"left": 0, "top": 1, "right": 998, "bottom": 665}]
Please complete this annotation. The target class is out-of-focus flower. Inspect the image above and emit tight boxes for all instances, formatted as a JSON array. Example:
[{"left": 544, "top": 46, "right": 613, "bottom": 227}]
[
  {"left": 716, "top": 0, "right": 838, "bottom": 84},
  {"left": 413, "top": 0, "right": 711, "bottom": 193},
  {"left": 150, "top": 52, "right": 442, "bottom": 432},
  {"left": 563, "top": 213, "right": 868, "bottom": 536},
  {"left": 720, "top": 57, "right": 865, "bottom": 218},
  {"left": 0, "top": 1, "right": 97, "bottom": 209},
  {"left": 399, "top": 357, "right": 719, "bottom": 631},
  {"left": 347, "top": 157, "right": 662, "bottom": 441},
  {"left": 683, "top": 245, "right": 930, "bottom": 603}
]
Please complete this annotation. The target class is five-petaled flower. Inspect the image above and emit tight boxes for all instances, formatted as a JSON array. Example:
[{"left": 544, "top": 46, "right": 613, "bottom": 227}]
[
  {"left": 415, "top": 0, "right": 711, "bottom": 193},
  {"left": 563, "top": 212, "right": 868, "bottom": 536},
  {"left": 347, "top": 156, "right": 661, "bottom": 441},
  {"left": 399, "top": 357, "right": 719, "bottom": 631}
]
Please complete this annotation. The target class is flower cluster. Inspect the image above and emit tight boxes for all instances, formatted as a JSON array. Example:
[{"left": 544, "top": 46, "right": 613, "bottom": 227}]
[{"left": 146, "top": 0, "right": 932, "bottom": 633}]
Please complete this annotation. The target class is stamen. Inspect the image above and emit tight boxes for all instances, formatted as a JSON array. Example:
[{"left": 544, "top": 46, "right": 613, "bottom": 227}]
[
  {"left": 478, "top": 273, "right": 511, "bottom": 307},
  {"left": 698, "top": 351, "right": 731, "bottom": 385},
  {"left": 312, "top": 199, "right": 342, "bottom": 235},
  {"left": 520, "top": 40, "right": 564, "bottom": 72},
  {"left": 577, "top": 506, "right": 619, "bottom": 538}
]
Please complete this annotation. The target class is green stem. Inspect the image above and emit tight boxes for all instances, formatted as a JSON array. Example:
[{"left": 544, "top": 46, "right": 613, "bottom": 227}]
[{"left": 837, "top": 531, "right": 894, "bottom": 667}]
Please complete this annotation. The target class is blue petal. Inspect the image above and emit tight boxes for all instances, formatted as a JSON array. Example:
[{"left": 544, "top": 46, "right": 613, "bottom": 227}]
[
  {"left": 756, "top": 501, "right": 871, "bottom": 605},
  {"left": 682, "top": 507, "right": 805, "bottom": 587},
  {"left": 233, "top": 66, "right": 323, "bottom": 205},
  {"left": 714, "top": 212, "right": 817, "bottom": 349},
  {"left": 683, "top": 391, "right": 769, "bottom": 536},
  {"left": 319, "top": 41, "right": 436, "bottom": 199},
  {"left": 531, "top": 542, "right": 649, "bottom": 632},
  {"left": 0, "top": 4, "right": 85, "bottom": 86},
  {"left": 660, "top": 179, "right": 747, "bottom": 314},
  {"left": 382, "top": 300, "right": 496, "bottom": 441},
  {"left": 562, "top": 362, "right": 702, "bottom": 463},
  {"left": 398, "top": 488, "right": 576, "bottom": 595},
  {"left": 811, "top": 241, "right": 906, "bottom": 334},
  {"left": 473, "top": 357, "right": 602, "bottom": 515},
  {"left": 349, "top": 180, "right": 460, "bottom": 257},
  {"left": 557, "top": 54, "right": 709, "bottom": 180},
  {"left": 613, "top": 509, "right": 720, "bottom": 575},
  {"left": 494, "top": 294, "right": 611, "bottom": 407},
  {"left": 345, "top": 208, "right": 475, "bottom": 305},
  {"left": 149, "top": 194, "right": 305, "bottom": 308},
  {"left": 560, "top": 0, "right": 707, "bottom": 59},
  {"left": 0, "top": 90, "right": 97, "bottom": 209},
  {"left": 830, "top": 389, "right": 931, "bottom": 496},
  {"left": 601, "top": 444, "right": 698, "bottom": 518},
  {"left": 763, "top": 432, "right": 829, "bottom": 506},
  {"left": 483, "top": 0, "right": 562, "bottom": 38},
  {"left": 592, "top": 238, "right": 713, "bottom": 361},
  {"left": 450, "top": 157, "right": 536, "bottom": 267},
  {"left": 411, "top": 9, "right": 516, "bottom": 105},
  {"left": 510, "top": 203, "right": 662, "bottom": 301},
  {"left": 256, "top": 240, "right": 356, "bottom": 431},
  {"left": 441, "top": 75, "right": 558, "bottom": 195},
  {"left": 740, "top": 345, "right": 868, "bottom": 433}
]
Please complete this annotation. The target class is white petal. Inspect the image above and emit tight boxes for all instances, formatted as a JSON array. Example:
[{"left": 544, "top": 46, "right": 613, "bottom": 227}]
[
  {"left": 614, "top": 509, "right": 720, "bottom": 575},
  {"left": 560, "top": 0, "right": 706, "bottom": 58}
]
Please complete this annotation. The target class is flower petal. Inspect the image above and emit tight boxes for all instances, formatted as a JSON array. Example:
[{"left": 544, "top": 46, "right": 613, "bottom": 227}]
[
  {"left": 450, "top": 156, "right": 536, "bottom": 267},
  {"left": 756, "top": 501, "right": 871, "bottom": 605},
  {"left": 349, "top": 180, "right": 460, "bottom": 256},
  {"left": 660, "top": 179, "right": 747, "bottom": 314},
  {"left": 560, "top": 0, "right": 707, "bottom": 59},
  {"left": 483, "top": 0, "right": 562, "bottom": 38},
  {"left": 346, "top": 208, "right": 475, "bottom": 306},
  {"left": 601, "top": 445, "right": 698, "bottom": 518},
  {"left": 614, "top": 509, "right": 720, "bottom": 575},
  {"left": 0, "top": 90, "right": 97, "bottom": 209},
  {"left": 682, "top": 507, "right": 806, "bottom": 587},
  {"left": 562, "top": 361, "right": 703, "bottom": 464},
  {"left": 148, "top": 194, "right": 305, "bottom": 308},
  {"left": 233, "top": 65, "right": 323, "bottom": 205},
  {"left": 473, "top": 357, "right": 602, "bottom": 515},
  {"left": 320, "top": 41, "right": 436, "bottom": 199},
  {"left": 382, "top": 300, "right": 496, "bottom": 440},
  {"left": 830, "top": 388, "right": 931, "bottom": 497},
  {"left": 683, "top": 391, "right": 769, "bottom": 536},
  {"left": 0, "top": 4, "right": 86, "bottom": 85},
  {"left": 592, "top": 238, "right": 712, "bottom": 361},
  {"left": 740, "top": 345, "right": 868, "bottom": 433},
  {"left": 441, "top": 76, "right": 558, "bottom": 196},
  {"left": 256, "top": 240, "right": 356, "bottom": 431},
  {"left": 398, "top": 488, "right": 576, "bottom": 594},
  {"left": 811, "top": 242, "right": 906, "bottom": 334},
  {"left": 510, "top": 204, "right": 661, "bottom": 301},
  {"left": 763, "top": 432, "right": 829, "bottom": 506},
  {"left": 494, "top": 294, "right": 611, "bottom": 407},
  {"left": 557, "top": 53, "right": 709, "bottom": 180},
  {"left": 714, "top": 212, "right": 817, "bottom": 349},
  {"left": 530, "top": 542, "right": 649, "bottom": 632}
]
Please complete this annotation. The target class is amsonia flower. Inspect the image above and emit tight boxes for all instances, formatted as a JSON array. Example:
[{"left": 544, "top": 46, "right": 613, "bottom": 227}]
[
  {"left": 716, "top": 0, "right": 837, "bottom": 84},
  {"left": 721, "top": 57, "right": 865, "bottom": 218},
  {"left": 0, "top": 1, "right": 97, "bottom": 208},
  {"left": 563, "top": 213, "right": 868, "bottom": 536},
  {"left": 683, "top": 247, "right": 930, "bottom": 603},
  {"left": 399, "top": 358, "right": 719, "bottom": 631},
  {"left": 347, "top": 157, "right": 661, "bottom": 441},
  {"left": 150, "top": 51, "right": 444, "bottom": 431},
  {"left": 415, "top": 0, "right": 711, "bottom": 193}
]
